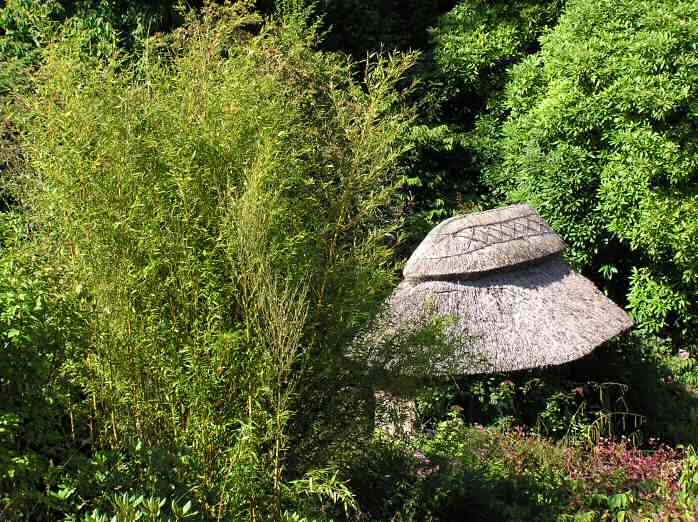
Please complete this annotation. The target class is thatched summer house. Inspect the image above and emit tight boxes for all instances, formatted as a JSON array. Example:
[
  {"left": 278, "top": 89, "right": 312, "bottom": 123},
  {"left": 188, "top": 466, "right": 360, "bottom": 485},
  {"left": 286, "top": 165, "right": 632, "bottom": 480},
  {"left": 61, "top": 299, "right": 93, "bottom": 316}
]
[{"left": 357, "top": 204, "right": 633, "bottom": 435}]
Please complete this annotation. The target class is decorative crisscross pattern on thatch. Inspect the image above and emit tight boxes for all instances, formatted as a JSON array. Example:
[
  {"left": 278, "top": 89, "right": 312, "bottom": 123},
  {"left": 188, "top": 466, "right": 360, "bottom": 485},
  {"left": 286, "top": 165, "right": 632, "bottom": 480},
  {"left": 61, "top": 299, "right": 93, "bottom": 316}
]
[
  {"left": 404, "top": 204, "right": 566, "bottom": 281},
  {"left": 431, "top": 210, "right": 555, "bottom": 256}
]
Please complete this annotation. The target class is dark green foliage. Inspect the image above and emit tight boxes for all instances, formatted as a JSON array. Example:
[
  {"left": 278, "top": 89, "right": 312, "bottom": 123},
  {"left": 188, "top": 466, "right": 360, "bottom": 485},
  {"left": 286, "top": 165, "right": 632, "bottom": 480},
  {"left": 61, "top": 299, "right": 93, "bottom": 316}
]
[
  {"left": 430, "top": 0, "right": 563, "bottom": 114},
  {"left": 0, "top": 0, "right": 183, "bottom": 94},
  {"left": 489, "top": 0, "right": 698, "bottom": 340},
  {"left": 317, "top": 0, "right": 456, "bottom": 56},
  {"left": 431, "top": 0, "right": 563, "bottom": 207},
  {"left": 0, "top": 222, "right": 88, "bottom": 518},
  {"left": 415, "top": 338, "right": 698, "bottom": 448},
  {"left": 396, "top": 0, "right": 564, "bottom": 250},
  {"left": 347, "top": 418, "right": 698, "bottom": 521},
  {"left": 415, "top": 367, "right": 645, "bottom": 446},
  {"left": 0, "top": 0, "right": 65, "bottom": 93},
  {"left": 349, "top": 428, "right": 570, "bottom": 521},
  {"left": 599, "top": 335, "right": 698, "bottom": 446},
  {"left": 6, "top": 443, "right": 202, "bottom": 520}
]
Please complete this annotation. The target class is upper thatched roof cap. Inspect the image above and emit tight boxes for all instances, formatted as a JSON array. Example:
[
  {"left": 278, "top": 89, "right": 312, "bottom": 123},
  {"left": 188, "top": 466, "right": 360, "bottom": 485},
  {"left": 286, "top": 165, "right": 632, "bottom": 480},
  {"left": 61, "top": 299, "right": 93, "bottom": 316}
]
[{"left": 403, "top": 204, "right": 566, "bottom": 281}]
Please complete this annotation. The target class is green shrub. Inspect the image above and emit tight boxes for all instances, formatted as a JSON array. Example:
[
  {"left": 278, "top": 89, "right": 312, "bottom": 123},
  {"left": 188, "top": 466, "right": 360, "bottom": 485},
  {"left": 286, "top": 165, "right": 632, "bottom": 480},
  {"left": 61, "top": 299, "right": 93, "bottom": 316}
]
[
  {"left": 0, "top": 0, "right": 181, "bottom": 94},
  {"left": 81, "top": 493, "right": 198, "bottom": 522},
  {"left": 9, "top": 3, "right": 415, "bottom": 519},
  {"left": 0, "top": 216, "right": 88, "bottom": 518},
  {"left": 351, "top": 418, "right": 696, "bottom": 521},
  {"left": 346, "top": 419, "right": 569, "bottom": 521},
  {"left": 431, "top": 0, "right": 563, "bottom": 98},
  {"left": 0, "top": 0, "right": 65, "bottom": 93},
  {"left": 488, "top": 0, "right": 698, "bottom": 340},
  {"left": 396, "top": 0, "right": 564, "bottom": 249}
]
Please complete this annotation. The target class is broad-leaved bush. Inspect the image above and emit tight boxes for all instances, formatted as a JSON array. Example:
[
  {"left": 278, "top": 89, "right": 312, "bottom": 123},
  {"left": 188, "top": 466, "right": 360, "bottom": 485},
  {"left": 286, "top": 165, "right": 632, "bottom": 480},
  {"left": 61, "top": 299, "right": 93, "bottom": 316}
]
[{"left": 489, "top": 0, "right": 698, "bottom": 340}]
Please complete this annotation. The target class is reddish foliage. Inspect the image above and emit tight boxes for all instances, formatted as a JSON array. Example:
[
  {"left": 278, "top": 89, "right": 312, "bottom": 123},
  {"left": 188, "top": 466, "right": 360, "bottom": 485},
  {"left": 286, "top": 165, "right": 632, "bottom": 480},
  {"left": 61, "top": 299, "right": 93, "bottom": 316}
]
[
  {"left": 566, "top": 438, "right": 682, "bottom": 486},
  {"left": 564, "top": 438, "right": 691, "bottom": 516}
]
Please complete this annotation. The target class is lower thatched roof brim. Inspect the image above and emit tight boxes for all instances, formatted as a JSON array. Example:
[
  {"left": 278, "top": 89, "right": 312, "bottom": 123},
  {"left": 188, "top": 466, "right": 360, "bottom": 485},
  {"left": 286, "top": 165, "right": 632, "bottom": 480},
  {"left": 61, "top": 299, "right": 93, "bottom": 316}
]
[{"left": 358, "top": 256, "right": 633, "bottom": 377}]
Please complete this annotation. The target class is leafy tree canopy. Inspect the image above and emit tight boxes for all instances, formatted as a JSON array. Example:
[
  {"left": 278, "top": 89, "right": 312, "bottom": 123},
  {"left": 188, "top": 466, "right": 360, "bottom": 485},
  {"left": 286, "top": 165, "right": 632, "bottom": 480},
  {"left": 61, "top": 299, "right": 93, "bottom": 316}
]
[{"left": 489, "top": 0, "right": 698, "bottom": 339}]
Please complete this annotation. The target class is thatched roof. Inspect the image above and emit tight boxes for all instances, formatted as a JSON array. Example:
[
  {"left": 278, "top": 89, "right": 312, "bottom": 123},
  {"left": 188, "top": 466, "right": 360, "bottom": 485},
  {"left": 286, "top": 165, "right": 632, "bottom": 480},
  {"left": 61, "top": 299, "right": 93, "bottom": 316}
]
[
  {"left": 356, "top": 204, "right": 633, "bottom": 377},
  {"left": 404, "top": 204, "right": 566, "bottom": 281}
]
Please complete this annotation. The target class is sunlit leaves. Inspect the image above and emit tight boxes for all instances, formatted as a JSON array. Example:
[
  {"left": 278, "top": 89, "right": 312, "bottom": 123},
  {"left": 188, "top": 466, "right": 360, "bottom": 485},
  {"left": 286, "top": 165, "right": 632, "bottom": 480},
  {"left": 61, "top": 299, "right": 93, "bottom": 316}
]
[{"left": 492, "top": 0, "right": 698, "bottom": 337}]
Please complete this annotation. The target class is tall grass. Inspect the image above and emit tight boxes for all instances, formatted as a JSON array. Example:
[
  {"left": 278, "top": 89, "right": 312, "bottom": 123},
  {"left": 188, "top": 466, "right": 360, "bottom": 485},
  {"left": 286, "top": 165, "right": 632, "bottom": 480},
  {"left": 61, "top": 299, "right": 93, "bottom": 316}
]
[{"left": 8, "top": 3, "right": 415, "bottom": 519}]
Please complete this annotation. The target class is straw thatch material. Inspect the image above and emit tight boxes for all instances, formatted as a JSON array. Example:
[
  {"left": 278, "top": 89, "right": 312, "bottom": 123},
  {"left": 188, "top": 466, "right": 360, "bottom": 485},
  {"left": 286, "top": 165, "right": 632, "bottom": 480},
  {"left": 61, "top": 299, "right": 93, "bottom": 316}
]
[
  {"left": 367, "top": 256, "right": 632, "bottom": 376},
  {"left": 356, "top": 204, "right": 633, "bottom": 378},
  {"left": 404, "top": 204, "right": 566, "bottom": 281}
]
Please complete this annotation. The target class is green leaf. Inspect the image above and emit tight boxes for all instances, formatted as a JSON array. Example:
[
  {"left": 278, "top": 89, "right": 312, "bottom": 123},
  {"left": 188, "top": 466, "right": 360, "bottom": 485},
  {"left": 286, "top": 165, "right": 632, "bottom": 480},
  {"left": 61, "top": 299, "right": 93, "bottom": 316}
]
[{"left": 6, "top": 328, "right": 20, "bottom": 338}]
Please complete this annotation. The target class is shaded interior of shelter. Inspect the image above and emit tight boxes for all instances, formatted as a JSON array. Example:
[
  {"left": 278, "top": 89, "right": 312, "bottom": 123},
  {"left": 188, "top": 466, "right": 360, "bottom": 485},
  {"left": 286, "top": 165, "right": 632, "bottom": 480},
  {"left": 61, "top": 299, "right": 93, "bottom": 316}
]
[
  {"left": 367, "top": 332, "right": 620, "bottom": 385},
  {"left": 446, "top": 346, "right": 630, "bottom": 428},
  {"left": 402, "top": 340, "right": 698, "bottom": 446}
]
